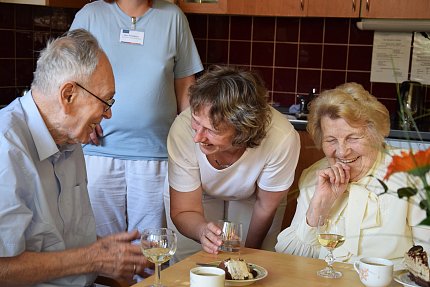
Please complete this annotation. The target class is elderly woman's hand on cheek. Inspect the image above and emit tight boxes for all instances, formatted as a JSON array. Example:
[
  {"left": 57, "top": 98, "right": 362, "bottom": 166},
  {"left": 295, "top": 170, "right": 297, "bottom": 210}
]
[
  {"left": 306, "top": 163, "right": 350, "bottom": 226},
  {"left": 318, "top": 162, "right": 351, "bottom": 199},
  {"left": 197, "top": 221, "right": 223, "bottom": 254}
]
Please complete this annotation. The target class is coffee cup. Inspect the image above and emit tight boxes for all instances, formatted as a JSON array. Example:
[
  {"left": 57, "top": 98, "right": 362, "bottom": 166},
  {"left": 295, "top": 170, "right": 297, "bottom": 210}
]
[
  {"left": 353, "top": 257, "right": 394, "bottom": 287},
  {"left": 190, "top": 266, "right": 225, "bottom": 287},
  {"left": 217, "top": 220, "right": 243, "bottom": 253}
]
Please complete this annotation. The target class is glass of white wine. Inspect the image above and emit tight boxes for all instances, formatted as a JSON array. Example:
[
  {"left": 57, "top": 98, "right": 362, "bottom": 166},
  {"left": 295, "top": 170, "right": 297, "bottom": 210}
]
[
  {"left": 317, "top": 215, "right": 345, "bottom": 279},
  {"left": 140, "top": 228, "right": 177, "bottom": 287}
]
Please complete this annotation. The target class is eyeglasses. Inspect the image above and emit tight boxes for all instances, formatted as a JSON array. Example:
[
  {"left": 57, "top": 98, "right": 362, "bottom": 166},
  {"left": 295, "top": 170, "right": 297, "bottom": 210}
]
[{"left": 75, "top": 82, "right": 115, "bottom": 112}]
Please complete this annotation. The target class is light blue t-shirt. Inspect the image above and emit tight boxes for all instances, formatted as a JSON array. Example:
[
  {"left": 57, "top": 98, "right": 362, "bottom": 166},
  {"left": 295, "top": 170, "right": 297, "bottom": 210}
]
[
  {"left": 0, "top": 92, "right": 97, "bottom": 286},
  {"left": 71, "top": 0, "right": 203, "bottom": 160}
]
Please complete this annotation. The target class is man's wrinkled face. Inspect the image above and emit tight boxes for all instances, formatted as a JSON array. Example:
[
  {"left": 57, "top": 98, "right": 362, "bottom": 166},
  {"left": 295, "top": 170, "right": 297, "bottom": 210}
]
[{"left": 67, "top": 53, "right": 115, "bottom": 144}]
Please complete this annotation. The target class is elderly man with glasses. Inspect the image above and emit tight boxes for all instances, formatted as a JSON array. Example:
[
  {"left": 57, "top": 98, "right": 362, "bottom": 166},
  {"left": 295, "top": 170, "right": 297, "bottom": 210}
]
[{"left": 0, "top": 29, "right": 148, "bottom": 286}]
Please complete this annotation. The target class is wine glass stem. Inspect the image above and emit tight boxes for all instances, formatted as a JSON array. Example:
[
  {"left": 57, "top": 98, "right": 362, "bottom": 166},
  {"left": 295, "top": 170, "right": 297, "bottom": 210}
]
[
  {"left": 154, "top": 263, "right": 161, "bottom": 286},
  {"left": 325, "top": 250, "right": 335, "bottom": 268}
]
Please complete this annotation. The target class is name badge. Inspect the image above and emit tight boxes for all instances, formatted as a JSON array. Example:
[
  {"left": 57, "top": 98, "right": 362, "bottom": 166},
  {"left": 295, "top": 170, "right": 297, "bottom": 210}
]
[{"left": 120, "top": 29, "right": 144, "bottom": 45}]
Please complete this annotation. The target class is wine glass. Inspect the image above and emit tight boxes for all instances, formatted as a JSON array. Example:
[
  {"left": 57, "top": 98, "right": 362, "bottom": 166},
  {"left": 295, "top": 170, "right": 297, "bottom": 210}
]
[
  {"left": 316, "top": 215, "right": 345, "bottom": 279},
  {"left": 140, "top": 228, "right": 177, "bottom": 287}
]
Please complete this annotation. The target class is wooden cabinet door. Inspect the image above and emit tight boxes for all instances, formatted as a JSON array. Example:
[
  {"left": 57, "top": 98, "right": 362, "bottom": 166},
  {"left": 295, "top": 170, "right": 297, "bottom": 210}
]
[
  {"left": 360, "top": 0, "right": 430, "bottom": 19},
  {"left": 308, "top": 0, "right": 359, "bottom": 17},
  {"left": 178, "top": 0, "right": 306, "bottom": 16},
  {"left": 177, "top": 0, "right": 227, "bottom": 14},
  {"left": 281, "top": 130, "right": 324, "bottom": 229},
  {"left": 227, "top": 0, "right": 306, "bottom": 17}
]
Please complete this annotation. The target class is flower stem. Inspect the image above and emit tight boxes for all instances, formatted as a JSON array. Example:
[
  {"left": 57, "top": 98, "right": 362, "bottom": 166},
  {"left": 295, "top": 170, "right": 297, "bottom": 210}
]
[{"left": 420, "top": 175, "right": 430, "bottom": 216}]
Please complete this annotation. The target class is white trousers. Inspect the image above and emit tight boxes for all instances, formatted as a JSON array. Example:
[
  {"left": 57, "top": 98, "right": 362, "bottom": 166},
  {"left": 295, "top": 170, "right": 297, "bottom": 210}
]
[
  {"left": 85, "top": 155, "right": 167, "bottom": 236},
  {"left": 164, "top": 192, "right": 287, "bottom": 263}
]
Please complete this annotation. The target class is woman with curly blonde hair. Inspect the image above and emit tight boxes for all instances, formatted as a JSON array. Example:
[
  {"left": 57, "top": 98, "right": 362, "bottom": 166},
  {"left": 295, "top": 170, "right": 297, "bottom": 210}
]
[{"left": 275, "top": 82, "right": 430, "bottom": 269}]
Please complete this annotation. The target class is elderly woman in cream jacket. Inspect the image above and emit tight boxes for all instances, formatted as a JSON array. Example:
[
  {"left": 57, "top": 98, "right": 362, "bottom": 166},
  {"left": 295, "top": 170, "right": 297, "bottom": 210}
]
[{"left": 275, "top": 82, "right": 430, "bottom": 267}]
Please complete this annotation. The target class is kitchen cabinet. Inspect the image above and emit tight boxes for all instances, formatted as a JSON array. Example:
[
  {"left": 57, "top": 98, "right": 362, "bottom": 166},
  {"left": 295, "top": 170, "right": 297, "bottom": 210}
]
[
  {"left": 178, "top": 0, "right": 359, "bottom": 17},
  {"left": 226, "top": 0, "right": 306, "bottom": 17},
  {"left": 360, "top": 0, "right": 430, "bottom": 19},
  {"left": 179, "top": 0, "right": 430, "bottom": 19},
  {"left": 307, "top": 0, "right": 359, "bottom": 17},
  {"left": 177, "top": 0, "right": 227, "bottom": 14},
  {"left": 281, "top": 130, "right": 325, "bottom": 229},
  {"left": 0, "top": 0, "right": 89, "bottom": 8}
]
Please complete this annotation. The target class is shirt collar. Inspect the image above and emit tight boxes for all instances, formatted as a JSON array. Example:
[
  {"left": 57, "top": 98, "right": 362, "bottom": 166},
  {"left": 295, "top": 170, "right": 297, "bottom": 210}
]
[
  {"left": 20, "top": 91, "right": 60, "bottom": 161},
  {"left": 49, "top": 145, "right": 77, "bottom": 164}
]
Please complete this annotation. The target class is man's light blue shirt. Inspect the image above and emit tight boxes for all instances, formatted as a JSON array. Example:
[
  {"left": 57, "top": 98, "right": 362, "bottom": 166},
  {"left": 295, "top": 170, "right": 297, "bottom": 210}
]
[{"left": 0, "top": 92, "right": 97, "bottom": 286}]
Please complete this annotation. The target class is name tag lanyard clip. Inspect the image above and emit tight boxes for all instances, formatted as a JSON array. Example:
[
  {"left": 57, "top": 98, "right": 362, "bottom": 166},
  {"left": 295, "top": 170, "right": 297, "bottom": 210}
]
[{"left": 131, "top": 16, "right": 137, "bottom": 30}]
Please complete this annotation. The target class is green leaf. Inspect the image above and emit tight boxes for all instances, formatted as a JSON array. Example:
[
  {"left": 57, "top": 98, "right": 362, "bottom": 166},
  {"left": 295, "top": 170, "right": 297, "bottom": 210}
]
[
  {"left": 409, "top": 166, "right": 430, "bottom": 177},
  {"left": 397, "top": 187, "right": 418, "bottom": 198},
  {"left": 419, "top": 200, "right": 429, "bottom": 211},
  {"left": 372, "top": 176, "right": 389, "bottom": 193},
  {"left": 419, "top": 216, "right": 430, "bottom": 226}
]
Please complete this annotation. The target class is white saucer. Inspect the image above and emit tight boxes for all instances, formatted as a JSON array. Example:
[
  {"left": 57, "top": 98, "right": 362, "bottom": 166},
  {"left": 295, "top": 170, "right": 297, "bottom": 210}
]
[{"left": 393, "top": 270, "right": 421, "bottom": 287}]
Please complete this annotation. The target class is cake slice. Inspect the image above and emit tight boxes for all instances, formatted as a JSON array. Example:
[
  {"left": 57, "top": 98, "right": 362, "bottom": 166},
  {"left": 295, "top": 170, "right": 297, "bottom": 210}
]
[
  {"left": 218, "top": 258, "right": 256, "bottom": 280},
  {"left": 404, "top": 245, "right": 430, "bottom": 287}
]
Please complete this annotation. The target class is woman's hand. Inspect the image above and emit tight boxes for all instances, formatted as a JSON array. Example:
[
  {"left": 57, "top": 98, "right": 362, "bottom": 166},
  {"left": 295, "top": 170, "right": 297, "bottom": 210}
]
[
  {"left": 317, "top": 162, "right": 350, "bottom": 200},
  {"left": 197, "top": 221, "right": 223, "bottom": 254},
  {"left": 170, "top": 187, "right": 224, "bottom": 254},
  {"left": 306, "top": 162, "right": 350, "bottom": 226}
]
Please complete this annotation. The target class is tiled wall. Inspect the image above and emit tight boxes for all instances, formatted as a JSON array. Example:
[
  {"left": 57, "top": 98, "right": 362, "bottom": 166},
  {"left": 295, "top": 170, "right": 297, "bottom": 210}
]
[
  {"left": 0, "top": 3, "right": 428, "bottom": 120},
  {"left": 187, "top": 14, "right": 429, "bottom": 115},
  {"left": 0, "top": 3, "right": 79, "bottom": 106}
]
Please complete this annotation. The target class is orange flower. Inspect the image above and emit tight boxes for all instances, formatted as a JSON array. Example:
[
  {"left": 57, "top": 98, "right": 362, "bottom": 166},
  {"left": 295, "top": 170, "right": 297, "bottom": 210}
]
[{"left": 384, "top": 147, "right": 430, "bottom": 180}]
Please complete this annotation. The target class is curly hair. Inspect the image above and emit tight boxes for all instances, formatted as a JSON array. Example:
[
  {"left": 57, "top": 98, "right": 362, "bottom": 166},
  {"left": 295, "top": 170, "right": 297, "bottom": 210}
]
[
  {"left": 189, "top": 66, "right": 272, "bottom": 148},
  {"left": 307, "top": 82, "right": 390, "bottom": 149}
]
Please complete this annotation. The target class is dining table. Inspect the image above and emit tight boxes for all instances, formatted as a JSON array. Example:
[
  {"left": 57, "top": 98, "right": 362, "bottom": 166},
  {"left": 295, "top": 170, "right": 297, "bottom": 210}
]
[{"left": 131, "top": 247, "right": 403, "bottom": 287}]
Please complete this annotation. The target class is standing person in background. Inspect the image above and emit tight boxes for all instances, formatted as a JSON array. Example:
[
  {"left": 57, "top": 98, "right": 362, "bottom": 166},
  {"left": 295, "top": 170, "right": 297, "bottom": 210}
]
[
  {"left": 70, "top": 0, "right": 203, "bottom": 237},
  {"left": 0, "top": 29, "right": 148, "bottom": 287},
  {"left": 165, "top": 66, "right": 301, "bottom": 262}
]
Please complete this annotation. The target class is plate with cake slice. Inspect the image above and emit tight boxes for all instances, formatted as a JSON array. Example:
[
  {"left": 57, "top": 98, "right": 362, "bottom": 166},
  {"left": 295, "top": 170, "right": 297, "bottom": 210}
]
[
  {"left": 210, "top": 258, "right": 268, "bottom": 286},
  {"left": 397, "top": 245, "right": 430, "bottom": 287},
  {"left": 394, "top": 270, "right": 421, "bottom": 287}
]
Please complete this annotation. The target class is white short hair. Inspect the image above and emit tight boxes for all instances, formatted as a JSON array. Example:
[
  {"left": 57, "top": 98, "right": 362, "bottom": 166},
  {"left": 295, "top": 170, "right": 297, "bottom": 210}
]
[{"left": 32, "top": 29, "right": 103, "bottom": 96}]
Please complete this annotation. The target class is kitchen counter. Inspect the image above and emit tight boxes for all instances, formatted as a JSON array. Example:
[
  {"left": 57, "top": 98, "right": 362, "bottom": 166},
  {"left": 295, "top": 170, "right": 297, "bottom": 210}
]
[
  {"left": 282, "top": 113, "right": 430, "bottom": 142},
  {"left": 388, "top": 129, "right": 430, "bottom": 142}
]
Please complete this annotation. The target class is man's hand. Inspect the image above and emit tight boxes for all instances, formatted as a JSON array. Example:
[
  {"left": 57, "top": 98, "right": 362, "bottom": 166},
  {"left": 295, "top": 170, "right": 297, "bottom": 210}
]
[{"left": 92, "top": 230, "right": 149, "bottom": 281}]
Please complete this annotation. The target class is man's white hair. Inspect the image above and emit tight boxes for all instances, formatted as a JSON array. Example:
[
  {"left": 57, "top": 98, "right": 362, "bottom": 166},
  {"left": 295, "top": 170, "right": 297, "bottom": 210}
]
[{"left": 32, "top": 29, "right": 102, "bottom": 97}]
